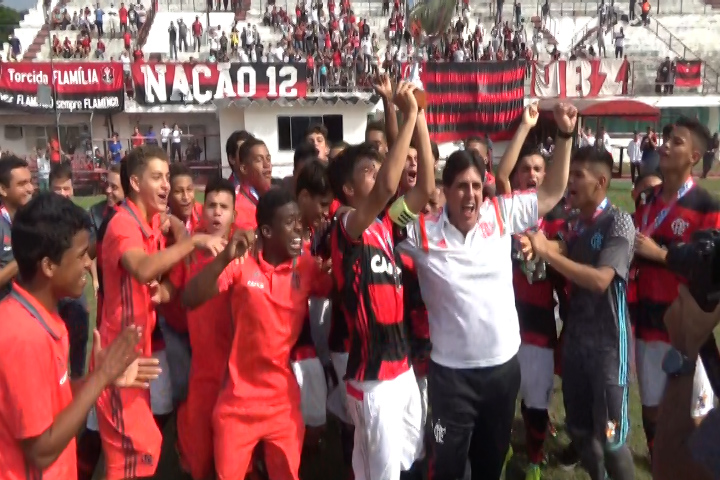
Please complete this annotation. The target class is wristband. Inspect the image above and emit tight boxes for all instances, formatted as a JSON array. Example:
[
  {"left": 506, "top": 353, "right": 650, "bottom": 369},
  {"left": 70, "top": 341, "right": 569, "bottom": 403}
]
[
  {"left": 557, "top": 129, "right": 574, "bottom": 140},
  {"left": 388, "top": 195, "right": 418, "bottom": 227}
]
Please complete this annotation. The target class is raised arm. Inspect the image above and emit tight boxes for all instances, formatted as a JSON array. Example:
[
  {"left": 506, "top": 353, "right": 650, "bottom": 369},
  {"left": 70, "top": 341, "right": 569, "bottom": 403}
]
[
  {"left": 182, "top": 229, "right": 253, "bottom": 309},
  {"left": 373, "top": 74, "right": 399, "bottom": 148},
  {"left": 537, "top": 103, "right": 577, "bottom": 217},
  {"left": 399, "top": 110, "right": 435, "bottom": 215},
  {"left": 344, "top": 82, "right": 418, "bottom": 239},
  {"left": 495, "top": 103, "right": 539, "bottom": 195}
]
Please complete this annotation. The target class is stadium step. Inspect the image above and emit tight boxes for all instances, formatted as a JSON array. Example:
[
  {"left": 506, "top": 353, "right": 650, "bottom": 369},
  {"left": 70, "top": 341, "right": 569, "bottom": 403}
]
[{"left": 25, "top": 24, "right": 50, "bottom": 61}]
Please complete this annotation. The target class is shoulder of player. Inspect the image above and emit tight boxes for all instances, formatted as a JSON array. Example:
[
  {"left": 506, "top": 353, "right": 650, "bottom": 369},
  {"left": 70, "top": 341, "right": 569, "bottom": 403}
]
[
  {"left": 684, "top": 185, "right": 720, "bottom": 213},
  {"left": 0, "top": 299, "right": 50, "bottom": 348},
  {"left": 104, "top": 207, "right": 143, "bottom": 236}
]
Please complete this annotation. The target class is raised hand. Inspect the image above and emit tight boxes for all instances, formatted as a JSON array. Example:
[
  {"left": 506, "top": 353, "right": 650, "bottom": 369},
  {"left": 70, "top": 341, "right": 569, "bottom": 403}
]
[
  {"left": 522, "top": 102, "right": 539, "bottom": 128},
  {"left": 193, "top": 234, "right": 228, "bottom": 257},
  {"left": 222, "top": 229, "right": 256, "bottom": 263},
  {"left": 393, "top": 81, "right": 419, "bottom": 117},
  {"left": 372, "top": 73, "right": 393, "bottom": 99},
  {"left": 553, "top": 102, "right": 579, "bottom": 134}
]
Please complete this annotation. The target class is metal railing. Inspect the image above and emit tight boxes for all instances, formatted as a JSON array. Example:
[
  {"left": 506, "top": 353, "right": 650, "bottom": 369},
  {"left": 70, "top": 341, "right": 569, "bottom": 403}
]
[{"left": 537, "top": 0, "right": 713, "bottom": 17}]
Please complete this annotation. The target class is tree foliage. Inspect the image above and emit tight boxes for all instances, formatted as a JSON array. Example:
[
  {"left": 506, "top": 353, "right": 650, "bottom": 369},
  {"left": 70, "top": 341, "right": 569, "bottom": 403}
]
[{"left": 0, "top": 5, "right": 22, "bottom": 42}]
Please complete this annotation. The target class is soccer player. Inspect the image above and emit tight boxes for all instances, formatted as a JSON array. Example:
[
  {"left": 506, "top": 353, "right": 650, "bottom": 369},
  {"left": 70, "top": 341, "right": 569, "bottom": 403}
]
[
  {"left": 0, "top": 155, "right": 34, "bottom": 299},
  {"left": 158, "top": 176, "right": 237, "bottom": 480},
  {"left": 305, "top": 123, "right": 330, "bottom": 161},
  {"left": 330, "top": 141, "right": 351, "bottom": 160},
  {"left": 327, "top": 82, "right": 435, "bottom": 480},
  {"left": 633, "top": 117, "right": 719, "bottom": 458},
  {"left": 160, "top": 162, "right": 204, "bottom": 404},
  {"left": 281, "top": 142, "right": 319, "bottom": 193},
  {"left": 366, "top": 120, "right": 389, "bottom": 155},
  {"left": 525, "top": 146, "right": 635, "bottom": 480},
  {"left": 182, "top": 188, "right": 333, "bottom": 480},
  {"left": 95, "top": 145, "right": 225, "bottom": 480},
  {"left": 89, "top": 164, "right": 125, "bottom": 234},
  {"left": 0, "top": 192, "right": 159, "bottom": 480},
  {"left": 226, "top": 129, "right": 255, "bottom": 184},
  {"left": 465, "top": 135, "right": 497, "bottom": 197},
  {"left": 232, "top": 137, "right": 273, "bottom": 229},
  {"left": 495, "top": 103, "right": 569, "bottom": 480},
  {"left": 49, "top": 162, "right": 93, "bottom": 380}
]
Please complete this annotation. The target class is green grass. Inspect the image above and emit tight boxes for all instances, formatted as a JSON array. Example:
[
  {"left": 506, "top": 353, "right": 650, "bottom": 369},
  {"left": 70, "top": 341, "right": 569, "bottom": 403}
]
[{"left": 73, "top": 178, "right": 720, "bottom": 480}]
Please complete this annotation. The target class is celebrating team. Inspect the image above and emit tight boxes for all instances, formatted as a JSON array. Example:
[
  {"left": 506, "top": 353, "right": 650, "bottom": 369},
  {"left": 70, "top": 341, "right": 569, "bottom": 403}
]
[{"left": 0, "top": 78, "right": 716, "bottom": 480}]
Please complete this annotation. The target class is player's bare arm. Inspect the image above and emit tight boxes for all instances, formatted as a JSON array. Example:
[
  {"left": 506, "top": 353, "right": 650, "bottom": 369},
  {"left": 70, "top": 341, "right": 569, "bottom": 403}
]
[
  {"left": 20, "top": 327, "right": 157, "bottom": 470},
  {"left": 495, "top": 103, "right": 539, "bottom": 195},
  {"left": 527, "top": 229, "right": 615, "bottom": 293},
  {"left": 345, "top": 82, "right": 419, "bottom": 240},
  {"left": 0, "top": 260, "right": 18, "bottom": 288},
  {"left": 401, "top": 111, "right": 436, "bottom": 215},
  {"left": 121, "top": 233, "right": 226, "bottom": 285},
  {"left": 373, "top": 74, "right": 399, "bottom": 148},
  {"left": 537, "top": 104, "right": 577, "bottom": 217},
  {"left": 182, "top": 229, "right": 254, "bottom": 308}
]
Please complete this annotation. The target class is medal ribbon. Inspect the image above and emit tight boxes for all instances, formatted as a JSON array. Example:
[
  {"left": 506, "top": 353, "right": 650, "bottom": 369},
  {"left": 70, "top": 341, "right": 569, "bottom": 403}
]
[
  {"left": 571, "top": 197, "right": 609, "bottom": 237},
  {"left": 640, "top": 177, "right": 694, "bottom": 236}
]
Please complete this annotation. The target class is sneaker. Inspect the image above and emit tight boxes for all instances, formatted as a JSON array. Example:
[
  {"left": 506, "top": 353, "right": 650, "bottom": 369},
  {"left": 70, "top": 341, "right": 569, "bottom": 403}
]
[
  {"left": 525, "top": 463, "right": 542, "bottom": 480},
  {"left": 557, "top": 443, "right": 580, "bottom": 471}
]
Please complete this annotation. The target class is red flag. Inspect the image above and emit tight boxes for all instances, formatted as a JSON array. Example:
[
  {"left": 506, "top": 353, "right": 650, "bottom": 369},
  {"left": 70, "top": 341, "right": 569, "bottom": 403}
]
[{"left": 675, "top": 60, "right": 702, "bottom": 88}]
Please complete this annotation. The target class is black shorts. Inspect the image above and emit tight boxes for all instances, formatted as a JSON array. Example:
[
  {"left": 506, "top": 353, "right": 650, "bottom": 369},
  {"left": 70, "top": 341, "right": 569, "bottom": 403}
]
[{"left": 562, "top": 341, "right": 631, "bottom": 448}]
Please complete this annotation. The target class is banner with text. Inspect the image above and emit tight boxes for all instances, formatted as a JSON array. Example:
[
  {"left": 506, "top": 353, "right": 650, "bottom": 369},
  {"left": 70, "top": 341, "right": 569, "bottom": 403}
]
[
  {"left": 530, "top": 59, "right": 630, "bottom": 98},
  {"left": 0, "top": 62, "right": 124, "bottom": 112},
  {"left": 132, "top": 62, "right": 308, "bottom": 105}
]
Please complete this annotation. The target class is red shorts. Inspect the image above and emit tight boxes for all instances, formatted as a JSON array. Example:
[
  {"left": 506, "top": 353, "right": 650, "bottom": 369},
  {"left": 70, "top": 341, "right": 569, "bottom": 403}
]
[
  {"left": 177, "top": 378, "right": 222, "bottom": 479},
  {"left": 96, "top": 386, "right": 162, "bottom": 480},
  {"left": 212, "top": 401, "right": 304, "bottom": 480}
]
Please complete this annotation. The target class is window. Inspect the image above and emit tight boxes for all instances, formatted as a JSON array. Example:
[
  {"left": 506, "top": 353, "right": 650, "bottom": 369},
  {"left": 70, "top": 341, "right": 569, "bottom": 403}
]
[
  {"left": 277, "top": 115, "right": 344, "bottom": 151},
  {"left": 26, "top": 125, "right": 84, "bottom": 153}
]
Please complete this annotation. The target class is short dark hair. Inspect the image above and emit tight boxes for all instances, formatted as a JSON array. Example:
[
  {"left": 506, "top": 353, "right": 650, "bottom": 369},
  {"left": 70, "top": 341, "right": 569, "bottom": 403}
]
[
  {"left": 365, "top": 121, "right": 385, "bottom": 136},
  {"left": 442, "top": 150, "right": 486, "bottom": 188},
  {"left": 332, "top": 141, "right": 351, "bottom": 150},
  {"left": 327, "top": 142, "right": 382, "bottom": 204},
  {"left": 107, "top": 163, "right": 122, "bottom": 175},
  {"left": 49, "top": 162, "right": 73, "bottom": 186},
  {"left": 635, "top": 170, "right": 663, "bottom": 184},
  {"left": 12, "top": 192, "right": 92, "bottom": 282},
  {"left": 675, "top": 116, "right": 712, "bottom": 153},
  {"left": 465, "top": 136, "right": 487, "bottom": 148},
  {"left": 571, "top": 145, "right": 614, "bottom": 174},
  {"left": 237, "top": 137, "right": 266, "bottom": 164},
  {"left": 169, "top": 162, "right": 193, "bottom": 183},
  {"left": 122, "top": 145, "right": 168, "bottom": 196},
  {"left": 204, "top": 175, "right": 236, "bottom": 204},
  {"left": 305, "top": 123, "right": 328, "bottom": 139},
  {"left": 225, "top": 130, "right": 254, "bottom": 161},
  {"left": 296, "top": 159, "right": 330, "bottom": 198},
  {"left": 294, "top": 142, "right": 319, "bottom": 170},
  {"left": 430, "top": 140, "right": 440, "bottom": 162},
  {"left": 256, "top": 187, "right": 295, "bottom": 231},
  {"left": 0, "top": 155, "right": 28, "bottom": 188},
  {"left": 662, "top": 123, "right": 673, "bottom": 140}
]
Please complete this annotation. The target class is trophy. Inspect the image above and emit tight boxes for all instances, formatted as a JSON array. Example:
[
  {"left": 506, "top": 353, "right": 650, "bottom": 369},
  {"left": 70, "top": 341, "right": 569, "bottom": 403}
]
[{"left": 405, "top": 0, "right": 455, "bottom": 109}]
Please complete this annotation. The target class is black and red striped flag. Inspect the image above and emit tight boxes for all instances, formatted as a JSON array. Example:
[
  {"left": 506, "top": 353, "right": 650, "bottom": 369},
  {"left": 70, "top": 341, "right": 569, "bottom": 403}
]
[
  {"left": 412, "top": 61, "right": 526, "bottom": 143},
  {"left": 675, "top": 60, "right": 702, "bottom": 88}
]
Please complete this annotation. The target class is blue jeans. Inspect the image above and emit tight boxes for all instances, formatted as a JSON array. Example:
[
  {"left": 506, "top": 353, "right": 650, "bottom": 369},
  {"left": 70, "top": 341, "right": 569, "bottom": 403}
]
[
  {"left": 158, "top": 315, "right": 192, "bottom": 405},
  {"left": 58, "top": 298, "right": 89, "bottom": 379}
]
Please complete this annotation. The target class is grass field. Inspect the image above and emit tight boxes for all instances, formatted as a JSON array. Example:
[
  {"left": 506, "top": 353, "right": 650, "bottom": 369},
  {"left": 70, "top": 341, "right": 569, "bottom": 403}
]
[{"left": 74, "top": 178, "right": 720, "bottom": 480}]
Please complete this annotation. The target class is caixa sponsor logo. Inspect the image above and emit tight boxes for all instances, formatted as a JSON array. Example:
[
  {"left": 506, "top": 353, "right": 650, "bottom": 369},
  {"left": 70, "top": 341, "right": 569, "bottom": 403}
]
[{"left": 370, "top": 254, "right": 401, "bottom": 276}]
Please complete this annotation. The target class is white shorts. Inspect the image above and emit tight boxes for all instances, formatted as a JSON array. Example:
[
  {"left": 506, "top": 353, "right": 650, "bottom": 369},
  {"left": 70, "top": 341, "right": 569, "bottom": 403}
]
[
  {"left": 636, "top": 340, "right": 714, "bottom": 417},
  {"left": 346, "top": 368, "right": 424, "bottom": 480},
  {"left": 327, "top": 352, "right": 351, "bottom": 424},
  {"left": 416, "top": 375, "right": 428, "bottom": 460},
  {"left": 150, "top": 349, "right": 173, "bottom": 416},
  {"left": 292, "top": 357, "right": 328, "bottom": 427},
  {"left": 518, "top": 344, "right": 555, "bottom": 410}
]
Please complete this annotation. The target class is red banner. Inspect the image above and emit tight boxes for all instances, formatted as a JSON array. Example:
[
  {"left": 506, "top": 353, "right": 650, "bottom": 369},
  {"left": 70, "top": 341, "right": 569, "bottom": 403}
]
[
  {"left": 131, "top": 62, "right": 308, "bottom": 105},
  {"left": 0, "top": 62, "right": 124, "bottom": 112},
  {"left": 675, "top": 60, "right": 702, "bottom": 88}
]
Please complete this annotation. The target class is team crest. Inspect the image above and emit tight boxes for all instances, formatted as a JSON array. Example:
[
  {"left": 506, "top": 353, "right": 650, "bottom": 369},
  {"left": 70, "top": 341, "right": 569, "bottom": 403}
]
[
  {"left": 478, "top": 221, "right": 496, "bottom": 238},
  {"left": 433, "top": 420, "right": 446, "bottom": 444},
  {"left": 590, "top": 232, "right": 603, "bottom": 250},
  {"left": 671, "top": 218, "right": 689, "bottom": 237},
  {"left": 102, "top": 66, "right": 114, "bottom": 85}
]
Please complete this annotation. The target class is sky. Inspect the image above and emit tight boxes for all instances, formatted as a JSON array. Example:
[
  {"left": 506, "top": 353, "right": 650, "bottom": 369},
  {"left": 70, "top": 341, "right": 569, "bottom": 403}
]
[{"left": 3, "top": 0, "right": 35, "bottom": 13}]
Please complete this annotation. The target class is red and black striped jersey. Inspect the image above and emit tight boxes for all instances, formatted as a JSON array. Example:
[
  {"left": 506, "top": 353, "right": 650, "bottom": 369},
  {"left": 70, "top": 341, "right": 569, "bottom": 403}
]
[
  {"left": 633, "top": 184, "right": 720, "bottom": 342},
  {"left": 397, "top": 250, "right": 430, "bottom": 377},
  {"left": 513, "top": 201, "right": 568, "bottom": 348},
  {"left": 330, "top": 212, "right": 409, "bottom": 382}
]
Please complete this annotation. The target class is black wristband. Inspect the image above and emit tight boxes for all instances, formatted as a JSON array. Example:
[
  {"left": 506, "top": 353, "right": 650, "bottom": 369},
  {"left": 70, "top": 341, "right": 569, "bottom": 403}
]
[{"left": 557, "top": 129, "right": 574, "bottom": 139}]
